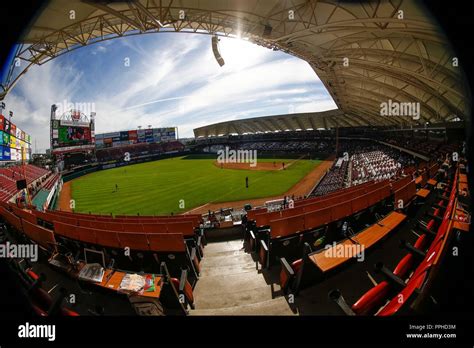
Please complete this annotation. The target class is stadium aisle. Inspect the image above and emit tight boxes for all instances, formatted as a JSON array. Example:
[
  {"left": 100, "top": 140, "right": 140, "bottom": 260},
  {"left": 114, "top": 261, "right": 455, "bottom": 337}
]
[{"left": 191, "top": 239, "right": 294, "bottom": 315}]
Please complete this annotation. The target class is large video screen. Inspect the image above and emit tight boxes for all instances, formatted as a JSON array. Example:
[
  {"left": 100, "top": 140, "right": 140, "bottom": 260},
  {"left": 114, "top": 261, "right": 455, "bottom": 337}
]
[
  {"left": 58, "top": 126, "right": 91, "bottom": 145},
  {"left": 51, "top": 118, "right": 94, "bottom": 150}
]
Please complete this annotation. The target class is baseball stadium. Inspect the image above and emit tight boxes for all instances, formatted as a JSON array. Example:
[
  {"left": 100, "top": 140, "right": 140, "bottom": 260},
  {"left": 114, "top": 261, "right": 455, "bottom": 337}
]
[{"left": 0, "top": 0, "right": 472, "bottom": 322}]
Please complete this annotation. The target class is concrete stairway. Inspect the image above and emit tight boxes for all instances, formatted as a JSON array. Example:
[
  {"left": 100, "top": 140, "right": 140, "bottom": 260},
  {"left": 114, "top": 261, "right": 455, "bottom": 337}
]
[{"left": 190, "top": 239, "right": 295, "bottom": 315}]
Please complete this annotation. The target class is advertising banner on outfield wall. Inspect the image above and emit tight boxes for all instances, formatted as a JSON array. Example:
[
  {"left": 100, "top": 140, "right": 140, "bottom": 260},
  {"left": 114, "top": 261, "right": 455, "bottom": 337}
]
[
  {"left": 128, "top": 130, "right": 137, "bottom": 141},
  {"left": 94, "top": 126, "right": 178, "bottom": 150},
  {"left": 120, "top": 131, "right": 129, "bottom": 141},
  {"left": 108, "top": 132, "right": 120, "bottom": 138}
]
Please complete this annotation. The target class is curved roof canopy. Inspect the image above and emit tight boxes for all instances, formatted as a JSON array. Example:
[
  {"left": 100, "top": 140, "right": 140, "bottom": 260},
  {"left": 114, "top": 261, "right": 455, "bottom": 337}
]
[
  {"left": 193, "top": 109, "right": 347, "bottom": 137},
  {"left": 2, "top": 0, "right": 471, "bottom": 129}
]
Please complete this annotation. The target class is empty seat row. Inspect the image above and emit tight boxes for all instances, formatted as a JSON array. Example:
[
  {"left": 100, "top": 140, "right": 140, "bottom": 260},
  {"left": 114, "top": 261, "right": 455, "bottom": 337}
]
[
  {"left": 54, "top": 220, "right": 186, "bottom": 252},
  {"left": 53, "top": 222, "right": 200, "bottom": 284},
  {"left": 332, "top": 220, "right": 435, "bottom": 316},
  {"left": 328, "top": 166, "right": 458, "bottom": 316},
  {"left": 35, "top": 210, "right": 196, "bottom": 237},
  {"left": 47, "top": 209, "right": 202, "bottom": 227},
  {"left": 268, "top": 184, "right": 391, "bottom": 238},
  {"left": 0, "top": 206, "right": 202, "bottom": 286},
  {"left": 278, "top": 211, "right": 407, "bottom": 295},
  {"left": 253, "top": 180, "right": 389, "bottom": 227}
]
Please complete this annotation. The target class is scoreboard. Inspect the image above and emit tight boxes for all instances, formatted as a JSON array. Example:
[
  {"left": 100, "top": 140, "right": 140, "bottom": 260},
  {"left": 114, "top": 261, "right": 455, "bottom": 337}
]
[
  {"left": 50, "top": 109, "right": 95, "bottom": 154},
  {"left": 0, "top": 114, "right": 31, "bottom": 161}
]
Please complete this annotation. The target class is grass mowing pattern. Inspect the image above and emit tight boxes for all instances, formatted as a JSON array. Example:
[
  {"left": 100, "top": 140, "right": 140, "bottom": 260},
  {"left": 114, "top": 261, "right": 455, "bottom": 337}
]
[{"left": 70, "top": 155, "right": 321, "bottom": 215}]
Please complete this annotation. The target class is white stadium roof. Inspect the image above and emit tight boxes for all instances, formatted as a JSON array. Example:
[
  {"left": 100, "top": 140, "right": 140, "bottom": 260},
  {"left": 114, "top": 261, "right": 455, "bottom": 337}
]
[
  {"left": 2, "top": 0, "right": 471, "bottom": 130},
  {"left": 193, "top": 109, "right": 347, "bottom": 137}
]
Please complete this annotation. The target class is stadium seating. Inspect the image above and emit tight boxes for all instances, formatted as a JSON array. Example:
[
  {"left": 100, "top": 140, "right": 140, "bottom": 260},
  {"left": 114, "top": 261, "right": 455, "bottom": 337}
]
[
  {"left": 279, "top": 211, "right": 407, "bottom": 295},
  {"left": 247, "top": 158, "right": 442, "bottom": 271},
  {"left": 42, "top": 173, "right": 60, "bottom": 191},
  {"left": 0, "top": 164, "right": 50, "bottom": 202},
  {"left": 53, "top": 220, "right": 196, "bottom": 276},
  {"left": 311, "top": 158, "right": 348, "bottom": 196},
  {"left": 311, "top": 140, "right": 414, "bottom": 196},
  {"left": 247, "top": 180, "right": 394, "bottom": 268},
  {"left": 4, "top": 258, "right": 79, "bottom": 316},
  {"left": 251, "top": 180, "right": 389, "bottom": 228},
  {"left": 328, "top": 165, "right": 459, "bottom": 316},
  {"left": 0, "top": 203, "right": 204, "bottom": 286}
]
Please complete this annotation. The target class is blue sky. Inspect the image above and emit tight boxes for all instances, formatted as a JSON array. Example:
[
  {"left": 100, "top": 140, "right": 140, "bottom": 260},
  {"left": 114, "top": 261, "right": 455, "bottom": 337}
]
[{"left": 4, "top": 33, "right": 336, "bottom": 152}]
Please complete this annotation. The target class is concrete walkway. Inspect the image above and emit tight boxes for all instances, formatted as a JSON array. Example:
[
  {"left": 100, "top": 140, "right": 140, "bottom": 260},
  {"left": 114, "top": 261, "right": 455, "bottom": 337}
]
[{"left": 190, "top": 239, "right": 295, "bottom": 315}]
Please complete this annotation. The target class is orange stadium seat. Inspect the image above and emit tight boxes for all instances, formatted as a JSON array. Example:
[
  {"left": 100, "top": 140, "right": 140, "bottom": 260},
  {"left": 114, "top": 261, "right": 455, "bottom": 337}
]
[
  {"left": 22, "top": 219, "right": 57, "bottom": 251},
  {"left": 117, "top": 232, "right": 150, "bottom": 251},
  {"left": 142, "top": 223, "right": 168, "bottom": 234},
  {"left": 95, "top": 230, "right": 121, "bottom": 249},
  {"left": 148, "top": 233, "right": 186, "bottom": 253},
  {"left": 77, "top": 226, "right": 98, "bottom": 245}
]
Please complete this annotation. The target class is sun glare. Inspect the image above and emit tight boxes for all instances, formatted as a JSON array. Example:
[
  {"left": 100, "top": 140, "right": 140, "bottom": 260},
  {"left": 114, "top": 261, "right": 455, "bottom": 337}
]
[{"left": 218, "top": 36, "right": 270, "bottom": 70}]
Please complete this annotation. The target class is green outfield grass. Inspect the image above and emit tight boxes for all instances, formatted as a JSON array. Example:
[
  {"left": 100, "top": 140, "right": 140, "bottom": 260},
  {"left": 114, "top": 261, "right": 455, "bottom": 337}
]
[{"left": 69, "top": 155, "right": 321, "bottom": 215}]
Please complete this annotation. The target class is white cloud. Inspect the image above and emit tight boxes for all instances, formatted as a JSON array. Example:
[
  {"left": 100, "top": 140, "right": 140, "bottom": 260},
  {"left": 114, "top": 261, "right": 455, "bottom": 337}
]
[
  {"left": 91, "top": 45, "right": 107, "bottom": 55},
  {"left": 4, "top": 61, "right": 84, "bottom": 152},
  {"left": 4, "top": 33, "right": 336, "bottom": 152}
]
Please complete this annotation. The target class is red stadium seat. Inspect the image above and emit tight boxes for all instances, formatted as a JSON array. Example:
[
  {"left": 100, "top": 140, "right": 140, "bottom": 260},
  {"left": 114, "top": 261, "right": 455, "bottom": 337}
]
[
  {"left": 77, "top": 226, "right": 97, "bottom": 245},
  {"left": 22, "top": 219, "right": 40, "bottom": 242},
  {"left": 95, "top": 230, "right": 120, "bottom": 248},
  {"left": 305, "top": 206, "right": 332, "bottom": 230},
  {"left": 117, "top": 232, "right": 149, "bottom": 251},
  {"left": 167, "top": 222, "right": 194, "bottom": 236},
  {"left": 331, "top": 202, "right": 352, "bottom": 221},
  {"left": 22, "top": 220, "right": 56, "bottom": 250},
  {"left": 351, "top": 194, "right": 368, "bottom": 213},
  {"left": 142, "top": 223, "right": 168, "bottom": 234},
  {"left": 351, "top": 282, "right": 391, "bottom": 316},
  {"left": 120, "top": 223, "right": 144, "bottom": 233},
  {"left": 53, "top": 221, "right": 80, "bottom": 240},
  {"left": 148, "top": 233, "right": 185, "bottom": 253},
  {"left": 270, "top": 214, "right": 305, "bottom": 238}
]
